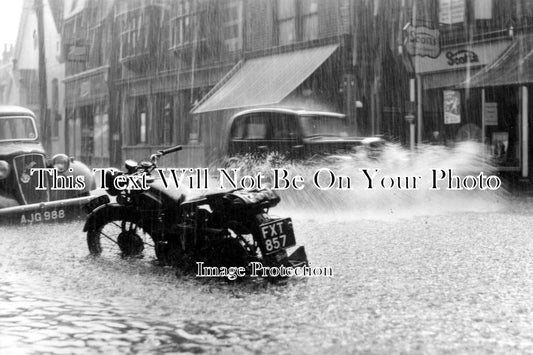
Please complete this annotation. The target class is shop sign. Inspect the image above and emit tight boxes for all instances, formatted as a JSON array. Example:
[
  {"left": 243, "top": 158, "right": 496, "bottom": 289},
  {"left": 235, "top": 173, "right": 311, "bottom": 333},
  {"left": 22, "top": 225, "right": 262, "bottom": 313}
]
[
  {"left": 413, "top": 40, "right": 510, "bottom": 74},
  {"left": 484, "top": 102, "right": 498, "bottom": 126},
  {"left": 446, "top": 50, "right": 479, "bottom": 66},
  {"left": 405, "top": 25, "right": 441, "bottom": 59},
  {"left": 443, "top": 90, "right": 461, "bottom": 124}
]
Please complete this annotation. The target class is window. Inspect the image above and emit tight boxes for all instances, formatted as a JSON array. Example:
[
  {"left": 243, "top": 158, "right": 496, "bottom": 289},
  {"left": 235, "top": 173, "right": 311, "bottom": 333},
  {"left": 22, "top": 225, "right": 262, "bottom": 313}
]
[
  {"left": 300, "top": 0, "right": 319, "bottom": 41},
  {"left": 271, "top": 114, "right": 298, "bottom": 139},
  {"left": 223, "top": 1, "right": 242, "bottom": 52},
  {"left": 244, "top": 116, "right": 268, "bottom": 140},
  {"left": 51, "top": 79, "right": 60, "bottom": 138},
  {"left": 129, "top": 96, "right": 148, "bottom": 145},
  {"left": 120, "top": 9, "right": 148, "bottom": 59},
  {"left": 276, "top": 0, "right": 319, "bottom": 45},
  {"left": 170, "top": 0, "right": 207, "bottom": 48},
  {"left": 154, "top": 95, "right": 174, "bottom": 145},
  {"left": 277, "top": 0, "right": 297, "bottom": 45},
  {"left": 93, "top": 105, "right": 109, "bottom": 159}
]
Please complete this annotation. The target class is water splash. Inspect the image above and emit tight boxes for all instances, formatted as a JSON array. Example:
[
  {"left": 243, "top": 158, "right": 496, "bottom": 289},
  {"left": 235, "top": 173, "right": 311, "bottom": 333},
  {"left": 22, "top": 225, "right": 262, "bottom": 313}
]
[{"left": 220, "top": 142, "right": 509, "bottom": 220}]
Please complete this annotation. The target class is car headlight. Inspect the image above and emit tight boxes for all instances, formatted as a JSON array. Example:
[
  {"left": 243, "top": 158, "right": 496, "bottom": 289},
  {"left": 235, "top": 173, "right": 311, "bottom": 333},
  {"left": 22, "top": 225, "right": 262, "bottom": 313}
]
[
  {"left": 0, "top": 160, "right": 10, "bottom": 180},
  {"left": 52, "top": 154, "right": 70, "bottom": 173}
]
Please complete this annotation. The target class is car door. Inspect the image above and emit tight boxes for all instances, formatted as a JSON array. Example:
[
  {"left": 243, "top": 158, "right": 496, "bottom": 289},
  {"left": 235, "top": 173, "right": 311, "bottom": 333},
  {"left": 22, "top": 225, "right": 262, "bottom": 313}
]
[
  {"left": 228, "top": 113, "right": 269, "bottom": 156},
  {"left": 269, "top": 113, "right": 300, "bottom": 158}
]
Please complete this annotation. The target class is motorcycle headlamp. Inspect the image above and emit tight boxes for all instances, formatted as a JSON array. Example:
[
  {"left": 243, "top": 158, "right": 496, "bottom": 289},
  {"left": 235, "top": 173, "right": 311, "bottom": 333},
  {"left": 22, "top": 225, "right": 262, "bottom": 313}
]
[
  {"left": 52, "top": 154, "right": 70, "bottom": 173},
  {"left": 0, "top": 160, "right": 10, "bottom": 179}
]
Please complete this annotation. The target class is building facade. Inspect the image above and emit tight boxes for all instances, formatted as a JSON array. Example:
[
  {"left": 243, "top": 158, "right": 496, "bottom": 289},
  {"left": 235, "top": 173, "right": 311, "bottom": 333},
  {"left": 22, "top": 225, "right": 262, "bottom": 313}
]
[
  {"left": 7, "top": 0, "right": 65, "bottom": 155},
  {"left": 62, "top": 0, "right": 120, "bottom": 167},
  {"left": 403, "top": 0, "right": 533, "bottom": 178},
  {"left": 59, "top": 0, "right": 411, "bottom": 167}
]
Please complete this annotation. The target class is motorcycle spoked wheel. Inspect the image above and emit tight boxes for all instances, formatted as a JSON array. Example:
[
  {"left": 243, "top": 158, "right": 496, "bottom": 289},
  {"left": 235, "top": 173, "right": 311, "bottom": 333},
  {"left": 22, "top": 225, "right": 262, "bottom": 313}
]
[{"left": 87, "top": 218, "right": 156, "bottom": 260}]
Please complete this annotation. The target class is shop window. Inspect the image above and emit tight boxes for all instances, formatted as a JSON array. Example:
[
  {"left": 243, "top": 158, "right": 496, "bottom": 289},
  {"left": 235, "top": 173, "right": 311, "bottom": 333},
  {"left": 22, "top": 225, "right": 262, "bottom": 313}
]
[
  {"left": 80, "top": 106, "right": 94, "bottom": 165},
  {"left": 129, "top": 96, "right": 148, "bottom": 145},
  {"left": 51, "top": 79, "right": 60, "bottom": 138},
  {"left": 154, "top": 94, "right": 174, "bottom": 145},
  {"left": 140, "top": 112, "right": 147, "bottom": 144},
  {"left": 93, "top": 105, "right": 109, "bottom": 159}
]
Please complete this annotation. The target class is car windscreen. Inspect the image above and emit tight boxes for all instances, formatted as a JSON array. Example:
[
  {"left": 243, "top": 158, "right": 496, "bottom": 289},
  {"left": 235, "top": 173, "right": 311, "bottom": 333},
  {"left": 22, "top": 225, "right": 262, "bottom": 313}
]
[
  {"left": 0, "top": 116, "right": 38, "bottom": 142},
  {"left": 299, "top": 115, "right": 351, "bottom": 137}
]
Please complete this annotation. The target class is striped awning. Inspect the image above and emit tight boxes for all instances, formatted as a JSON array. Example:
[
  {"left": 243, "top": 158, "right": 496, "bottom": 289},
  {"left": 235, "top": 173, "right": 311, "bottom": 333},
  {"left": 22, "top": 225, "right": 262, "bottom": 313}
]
[{"left": 191, "top": 44, "right": 339, "bottom": 114}]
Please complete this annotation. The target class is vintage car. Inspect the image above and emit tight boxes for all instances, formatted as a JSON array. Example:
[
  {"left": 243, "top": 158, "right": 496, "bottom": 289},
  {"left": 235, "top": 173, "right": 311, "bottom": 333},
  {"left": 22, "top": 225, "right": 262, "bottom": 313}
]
[
  {"left": 226, "top": 107, "right": 384, "bottom": 160},
  {"left": 0, "top": 106, "right": 95, "bottom": 224}
]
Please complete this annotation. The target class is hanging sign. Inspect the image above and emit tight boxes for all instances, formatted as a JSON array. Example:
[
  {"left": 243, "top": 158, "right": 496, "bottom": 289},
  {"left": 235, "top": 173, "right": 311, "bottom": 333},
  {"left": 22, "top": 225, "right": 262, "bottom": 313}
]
[
  {"left": 405, "top": 25, "right": 441, "bottom": 59},
  {"left": 443, "top": 90, "right": 461, "bottom": 124}
]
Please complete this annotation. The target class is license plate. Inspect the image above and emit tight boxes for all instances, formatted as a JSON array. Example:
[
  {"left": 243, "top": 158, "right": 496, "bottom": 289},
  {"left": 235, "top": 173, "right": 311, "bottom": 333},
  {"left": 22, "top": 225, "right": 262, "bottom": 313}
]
[
  {"left": 259, "top": 218, "right": 296, "bottom": 255},
  {"left": 83, "top": 195, "right": 110, "bottom": 214}
]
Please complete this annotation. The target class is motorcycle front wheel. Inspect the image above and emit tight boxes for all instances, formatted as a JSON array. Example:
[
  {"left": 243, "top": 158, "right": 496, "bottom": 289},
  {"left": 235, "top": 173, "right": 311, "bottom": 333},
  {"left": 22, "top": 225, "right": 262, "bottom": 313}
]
[{"left": 87, "top": 217, "right": 156, "bottom": 260}]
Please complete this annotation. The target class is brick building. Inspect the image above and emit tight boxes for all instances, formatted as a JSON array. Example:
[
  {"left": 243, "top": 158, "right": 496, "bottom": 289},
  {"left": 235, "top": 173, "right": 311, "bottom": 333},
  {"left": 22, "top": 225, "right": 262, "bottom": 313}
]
[{"left": 61, "top": 0, "right": 410, "bottom": 166}]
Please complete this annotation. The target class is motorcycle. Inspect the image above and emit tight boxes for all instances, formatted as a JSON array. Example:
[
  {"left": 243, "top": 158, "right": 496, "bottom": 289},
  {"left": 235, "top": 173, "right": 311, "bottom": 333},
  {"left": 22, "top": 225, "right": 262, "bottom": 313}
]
[{"left": 82, "top": 145, "right": 308, "bottom": 279}]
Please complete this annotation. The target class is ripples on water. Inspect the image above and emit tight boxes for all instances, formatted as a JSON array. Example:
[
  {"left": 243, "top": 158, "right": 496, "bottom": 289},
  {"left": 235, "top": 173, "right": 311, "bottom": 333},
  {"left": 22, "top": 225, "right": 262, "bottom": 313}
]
[
  {"left": 220, "top": 142, "right": 509, "bottom": 220},
  {"left": 0, "top": 273, "right": 271, "bottom": 354}
]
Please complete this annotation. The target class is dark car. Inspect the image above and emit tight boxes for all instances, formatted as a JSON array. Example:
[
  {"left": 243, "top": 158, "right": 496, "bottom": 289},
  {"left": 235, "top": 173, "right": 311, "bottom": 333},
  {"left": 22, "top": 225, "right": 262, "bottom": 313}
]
[
  {"left": 0, "top": 106, "right": 94, "bottom": 224},
  {"left": 226, "top": 108, "right": 384, "bottom": 159}
]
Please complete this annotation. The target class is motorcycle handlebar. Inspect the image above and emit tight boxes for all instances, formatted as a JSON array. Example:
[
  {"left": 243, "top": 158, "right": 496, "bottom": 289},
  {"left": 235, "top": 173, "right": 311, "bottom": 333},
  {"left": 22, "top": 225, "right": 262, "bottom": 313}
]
[{"left": 158, "top": 145, "right": 182, "bottom": 156}]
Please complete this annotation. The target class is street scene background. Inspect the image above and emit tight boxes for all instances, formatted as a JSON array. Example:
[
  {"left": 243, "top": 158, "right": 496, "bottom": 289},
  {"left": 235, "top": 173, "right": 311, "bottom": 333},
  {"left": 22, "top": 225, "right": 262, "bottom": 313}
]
[{"left": 3, "top": 0, "right": 533, "bottom": 354}]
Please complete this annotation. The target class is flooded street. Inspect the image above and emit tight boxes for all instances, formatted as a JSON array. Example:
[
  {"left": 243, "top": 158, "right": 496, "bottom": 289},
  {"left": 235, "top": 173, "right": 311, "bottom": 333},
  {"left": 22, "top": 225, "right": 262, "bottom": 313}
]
[{"left": 2, "top": 194, "right": 533, "bottom": 354}]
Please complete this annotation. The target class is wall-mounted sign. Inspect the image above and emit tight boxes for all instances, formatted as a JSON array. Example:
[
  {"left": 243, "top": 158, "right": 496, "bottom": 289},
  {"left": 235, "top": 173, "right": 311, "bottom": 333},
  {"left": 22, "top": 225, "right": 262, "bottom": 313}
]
[
  {"left": 405, "top": 25, "right": 441, "bottom": 59},
  {"left": 439, "top": 0, "right": 465, "bottom": 24},
  {"left": 484, "top": 102, "right": 498, "bottom": 126},
  {"left": 443, "top": 90, "right": 461, "bottom": 124},
  {"left": 413, "top": 39, "right": 510, "bottom": 74},
  {"left": 446, "top": 50, "right": 479, "bottom": 66},
  {"left": 67, "top": 45, "right": 87, "bottom": 62}
]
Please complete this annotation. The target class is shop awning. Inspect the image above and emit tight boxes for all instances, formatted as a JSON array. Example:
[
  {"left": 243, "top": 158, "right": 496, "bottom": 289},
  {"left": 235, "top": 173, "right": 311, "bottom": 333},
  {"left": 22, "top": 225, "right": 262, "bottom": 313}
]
[
  {"left": 191, "top": 44, "right": 339, "bottom": 114},
  {"left": 458, "top": 35, "right": 533, "bottom": 88}
]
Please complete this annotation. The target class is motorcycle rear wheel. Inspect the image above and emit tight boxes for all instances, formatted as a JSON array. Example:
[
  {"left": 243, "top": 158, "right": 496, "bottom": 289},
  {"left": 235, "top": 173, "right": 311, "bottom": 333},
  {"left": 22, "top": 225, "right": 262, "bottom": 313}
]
[{"left": 87, "top": 217, "right": 156, "bottom": 260}]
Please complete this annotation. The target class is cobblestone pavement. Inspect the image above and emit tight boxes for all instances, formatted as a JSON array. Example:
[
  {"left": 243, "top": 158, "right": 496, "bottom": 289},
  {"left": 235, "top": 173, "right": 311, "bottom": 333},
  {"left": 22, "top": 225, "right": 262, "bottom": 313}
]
[{"left": 1, "top": 196, "right": 533, "bottom": 354}]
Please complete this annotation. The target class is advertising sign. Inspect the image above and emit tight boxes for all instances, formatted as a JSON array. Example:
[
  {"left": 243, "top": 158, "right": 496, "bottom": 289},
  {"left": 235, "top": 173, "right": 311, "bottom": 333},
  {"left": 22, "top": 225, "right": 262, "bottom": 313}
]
[
  {"left": 439, "top": 0, "right": 465, "bottom": 24},
  {"left": 484, "top": 102, "right": 498, "bottom": 126},
  {"left": 443, "top": 90, "right": 461, "bottom": 124},
  {"left": 405, "top": 25, "right": 441, "bottom": 59}
]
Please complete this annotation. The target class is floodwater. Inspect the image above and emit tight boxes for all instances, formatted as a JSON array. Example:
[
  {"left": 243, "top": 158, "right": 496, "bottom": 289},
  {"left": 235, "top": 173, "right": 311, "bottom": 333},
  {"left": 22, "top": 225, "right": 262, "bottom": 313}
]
[
  {"left": 1, "top": 273, "right": 264, "bottom": 354},
  {"left": 2, "top": 142, "right": 527, "bottom": 354}
]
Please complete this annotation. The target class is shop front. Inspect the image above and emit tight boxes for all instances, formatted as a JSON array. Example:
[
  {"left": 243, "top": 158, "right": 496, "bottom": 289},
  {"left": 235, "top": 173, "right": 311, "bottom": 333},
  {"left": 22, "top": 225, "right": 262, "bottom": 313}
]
[
  {"left": 118, "top": 64, "right": 231, "bottom": 167},
  {"left": 191, "top": 43, "right": 344, "bottom": 162},
  {"left": 458, "top": 34, "right": 533, "bottom": 178},
  {"left": 64, "top": 67, "right": 111, "bottom": 168},
  {"left": 411, "top": 37, "right": 531, "bottom": 174}
]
